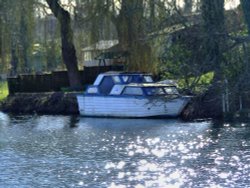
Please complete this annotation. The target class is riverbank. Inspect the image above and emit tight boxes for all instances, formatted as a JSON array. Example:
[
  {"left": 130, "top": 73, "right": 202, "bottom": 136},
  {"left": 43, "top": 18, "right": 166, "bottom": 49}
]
[
  {"left": 2, "top": 92, "right": 243, "bottom": 121},
  {"left": 0, "top": 92, "right": 79, "bottom": 115},
  {"left": 0, "top": 92, "right": 209, "bottom": 120}
]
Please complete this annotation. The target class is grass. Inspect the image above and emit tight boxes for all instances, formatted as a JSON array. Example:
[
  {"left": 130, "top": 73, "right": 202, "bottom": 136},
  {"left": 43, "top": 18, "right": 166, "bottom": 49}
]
[{"left": 0, "top": 81, "right": 9, "bottom": 101}]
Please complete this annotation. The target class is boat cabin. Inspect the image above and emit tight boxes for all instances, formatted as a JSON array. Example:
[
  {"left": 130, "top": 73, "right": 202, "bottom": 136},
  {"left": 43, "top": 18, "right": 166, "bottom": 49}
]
[
  {"left": 89, "top": 72, "right": 154, "bottom": 95},
  {"left": 86, "top": 83, "right": 179, "bottom": 96}
]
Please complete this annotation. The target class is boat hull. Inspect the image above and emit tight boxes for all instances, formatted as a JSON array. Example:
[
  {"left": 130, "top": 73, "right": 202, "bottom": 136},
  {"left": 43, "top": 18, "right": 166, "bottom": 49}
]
[{"left": 77, "top": 95, "right": 189, "bottom": 118}]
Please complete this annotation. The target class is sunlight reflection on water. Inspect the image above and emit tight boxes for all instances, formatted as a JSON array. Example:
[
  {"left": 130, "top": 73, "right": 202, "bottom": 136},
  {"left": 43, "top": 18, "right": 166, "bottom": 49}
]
[{"left": 0, "top": 113, "right": 250, "bottom": 187}]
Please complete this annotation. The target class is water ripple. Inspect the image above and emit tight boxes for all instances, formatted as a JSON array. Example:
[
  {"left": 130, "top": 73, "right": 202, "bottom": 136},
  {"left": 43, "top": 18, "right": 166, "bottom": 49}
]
[{"left": 0, "top": 114, "right": 250, "bottom": 187}]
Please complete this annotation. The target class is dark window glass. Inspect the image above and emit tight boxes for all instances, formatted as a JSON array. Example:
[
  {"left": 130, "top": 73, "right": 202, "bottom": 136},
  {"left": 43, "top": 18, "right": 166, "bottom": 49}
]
[
  {"left": 99, "top": 76, "right": 114, "bottom": 94},
  {"left": 144, "top": 87, "right": 165, "bottom": 96},
  {"left": 122, "top": 87, "right": 143, "bottom": 95}
]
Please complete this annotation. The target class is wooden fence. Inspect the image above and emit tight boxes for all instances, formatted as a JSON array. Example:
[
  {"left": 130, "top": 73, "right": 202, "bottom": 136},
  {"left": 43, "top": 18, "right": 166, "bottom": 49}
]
[{"left": 7, "top": 66, "right": 123, "bottom": 94}]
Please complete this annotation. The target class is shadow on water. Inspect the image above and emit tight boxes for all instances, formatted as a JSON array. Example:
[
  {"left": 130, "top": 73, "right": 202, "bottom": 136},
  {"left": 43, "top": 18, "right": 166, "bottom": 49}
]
[
  {"left": 77, "top": 117, "right": 179, "bottom": 129},
  {"left": 69, "top": 115, "right": 80, "bottom": 128}
]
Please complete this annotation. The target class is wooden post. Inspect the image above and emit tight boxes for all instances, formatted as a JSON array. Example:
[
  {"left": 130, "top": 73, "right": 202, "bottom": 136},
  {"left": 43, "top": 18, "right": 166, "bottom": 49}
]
[
  {"left": 225, "top": 79, "right": 230, "bottom": 112},
  {"left": 223, "top": 79, "right": 229, "bottom": 113},
  {"left": 222, "top": 94, "right": 225, "bottom": 113},
  {"left": 239, "top": 95, "right": 243, "bottom": 111}
]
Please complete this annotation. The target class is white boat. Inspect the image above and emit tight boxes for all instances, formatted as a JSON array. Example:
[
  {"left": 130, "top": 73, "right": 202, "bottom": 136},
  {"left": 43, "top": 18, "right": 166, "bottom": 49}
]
[{"left": 77, "top": 72, "right": 190, "bottom": 118}]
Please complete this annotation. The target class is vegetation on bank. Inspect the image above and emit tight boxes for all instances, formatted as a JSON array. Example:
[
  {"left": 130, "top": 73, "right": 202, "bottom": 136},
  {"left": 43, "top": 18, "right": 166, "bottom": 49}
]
[
  {"left": 0, "top": 81, "right": 8, "bottom": 101},
  {"left": 0, "top": 92, "right": 79, "bottom": 115}
]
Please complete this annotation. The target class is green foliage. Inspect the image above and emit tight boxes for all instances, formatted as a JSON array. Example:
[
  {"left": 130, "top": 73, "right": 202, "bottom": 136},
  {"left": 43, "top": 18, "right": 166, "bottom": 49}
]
[
  {"left": 31, "top": 40, "right": 62, "bottom": 72},
  {"left": 178, "top": 72, "right": 214, "bottom": 93},
  {"left": 0, "top": 0, "right": 64, "bottom": 74},
  {"left": 160, "top": 43, "right": 192, "bottom": 79},
  {"left": 0, "top": 0, "right": 36, "bottom": 74},
  {"left": 159, "top": 39, "right": 216, "bottom": 94},
  {"left": 224, "top": 46, "right": 244, "bottom": 81},
  {"left": 73, "top": 0, "right": 180, "bottom": 72},
  {"left": 0, "top": 81, "right": 8, "bottom": 101}
]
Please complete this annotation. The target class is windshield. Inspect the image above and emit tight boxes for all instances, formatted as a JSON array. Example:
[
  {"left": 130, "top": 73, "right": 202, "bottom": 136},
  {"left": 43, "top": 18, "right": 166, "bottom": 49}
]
[
  {"left": 164, "top": 87, "right": 179, "bottom": 95},
  {"left": 121, "top": 75, "right": 153, "bottom": 83},
  {"left": 143, "top": 76, "right": 153, "bottom": 83},
  {"left": 144, "top": 86, "right": 179, "bottom": 96},
  {"left": 144, "top": 87, "right": 165, "bottom": 96},
  {"left": 122, "top": 87, "right": 143, "bottom": 95}
]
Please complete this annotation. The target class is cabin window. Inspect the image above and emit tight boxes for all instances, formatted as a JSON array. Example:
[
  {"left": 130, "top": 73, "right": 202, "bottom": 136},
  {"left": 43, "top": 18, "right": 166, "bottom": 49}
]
[
  {"left": 131, "top": 76, "right": 144, "bottom": 83},
  {"left": 144, "top": 76, "right": 153, "bottom": 83},
  {"left": 122, "top": 76, "right": 129, "bottom": 83},
  {"left": 110, "top": 85, "right": 124, "bottom": 95},
  {"left": 144, "top": 87, "right": 165, "bottom": 96},
  {"left": 99, "top": 76, "right": 114, "bottom": 95},
  {"left": 122, "top": 87, "right": 143, "bottom": 95},
  {"left": 164, "top": 87, "right": 179, "bottom": 95},
  {"left": 87, "top": 87, "right": 99, "bottom": 94},
  {"left": 112, "top": 76, "right": 121, "bottom": 83}
]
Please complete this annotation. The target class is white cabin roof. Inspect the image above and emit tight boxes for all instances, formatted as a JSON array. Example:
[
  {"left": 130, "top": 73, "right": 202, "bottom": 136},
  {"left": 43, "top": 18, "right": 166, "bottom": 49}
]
[
  {"left": 124, "top": 83, "right": 176, "bottom": 87},
  {"left": 93, "top": 72, "right": 153, "bottom": 86}
]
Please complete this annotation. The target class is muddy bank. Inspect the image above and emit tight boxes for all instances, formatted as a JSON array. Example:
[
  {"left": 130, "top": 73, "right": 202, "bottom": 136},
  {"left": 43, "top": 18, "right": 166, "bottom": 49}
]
[
  {"left": 181, "top": 94, "right": 223, "bottom": 121},
  {"left": 0, "top": 92, "right": 79, "bottom": 115}
]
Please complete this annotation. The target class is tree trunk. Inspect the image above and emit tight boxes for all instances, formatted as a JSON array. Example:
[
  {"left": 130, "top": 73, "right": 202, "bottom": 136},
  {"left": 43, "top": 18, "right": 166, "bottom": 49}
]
[
  {"left": 201, "top": 0, "right": 225, "bottom": 117},
  {"left": 20, "top": 4, "right": 30, "bottom": 73},
  {"left": 46, "top": 0, "right": 82, "bottom": 90},
  {"left": 10, "top": 47, "right": 18, "bottom": 76},
  {"left": 115, "top": 0, "right": 153, "bottom": 72}
]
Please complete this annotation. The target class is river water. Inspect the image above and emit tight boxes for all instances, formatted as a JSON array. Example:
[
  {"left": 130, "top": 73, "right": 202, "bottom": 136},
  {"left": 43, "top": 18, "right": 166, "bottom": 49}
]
[{"left": 0, "top": 112, "right": 250, "bottom": 188}]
